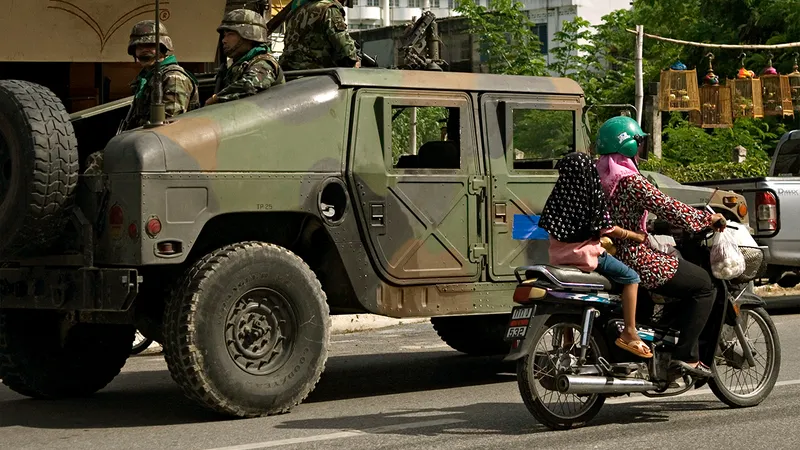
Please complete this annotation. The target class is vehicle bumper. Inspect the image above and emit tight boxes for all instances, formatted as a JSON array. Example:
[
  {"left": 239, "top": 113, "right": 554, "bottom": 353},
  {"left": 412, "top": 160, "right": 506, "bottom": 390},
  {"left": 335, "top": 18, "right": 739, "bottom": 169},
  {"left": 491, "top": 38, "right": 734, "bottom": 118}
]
[{"left": 0, "top": 267, "right": 141, "bottom": 311}]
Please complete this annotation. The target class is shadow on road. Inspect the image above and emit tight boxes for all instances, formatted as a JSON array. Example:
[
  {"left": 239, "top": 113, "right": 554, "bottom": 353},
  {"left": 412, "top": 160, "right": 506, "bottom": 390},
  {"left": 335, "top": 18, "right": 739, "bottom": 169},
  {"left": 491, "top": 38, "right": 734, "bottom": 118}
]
[{"left": 0, "top": 350, "right": 517, "bottom": 429}]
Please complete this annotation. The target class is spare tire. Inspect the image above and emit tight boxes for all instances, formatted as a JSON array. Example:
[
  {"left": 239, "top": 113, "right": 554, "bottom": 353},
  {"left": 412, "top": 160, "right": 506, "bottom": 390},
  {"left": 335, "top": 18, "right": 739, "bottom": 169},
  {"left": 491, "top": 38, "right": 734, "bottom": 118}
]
[{"left": 0, "top": 80, "right": 79, "bottom": 257}]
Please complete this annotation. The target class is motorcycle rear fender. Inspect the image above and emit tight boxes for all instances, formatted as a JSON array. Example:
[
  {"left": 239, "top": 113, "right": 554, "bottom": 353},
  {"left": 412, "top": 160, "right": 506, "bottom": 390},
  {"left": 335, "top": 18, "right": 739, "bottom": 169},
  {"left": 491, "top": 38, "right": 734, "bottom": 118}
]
[{"left": 504, "top": 313, "right": 550, "bottom": 362}]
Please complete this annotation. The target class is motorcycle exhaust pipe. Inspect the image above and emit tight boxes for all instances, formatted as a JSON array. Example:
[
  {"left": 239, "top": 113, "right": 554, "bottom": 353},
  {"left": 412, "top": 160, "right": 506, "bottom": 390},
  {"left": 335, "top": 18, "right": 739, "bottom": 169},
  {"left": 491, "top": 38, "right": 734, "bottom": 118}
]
[{"left": 556, "top": 374, "right": 656, "bottom": 395}]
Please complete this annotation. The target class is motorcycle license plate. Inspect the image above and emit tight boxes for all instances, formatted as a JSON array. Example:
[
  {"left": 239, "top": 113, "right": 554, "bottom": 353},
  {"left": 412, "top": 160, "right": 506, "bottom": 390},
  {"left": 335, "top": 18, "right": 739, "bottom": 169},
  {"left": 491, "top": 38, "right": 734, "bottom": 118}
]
[{"left": 505, "top": 306, "right": 534, "bottom": 341}]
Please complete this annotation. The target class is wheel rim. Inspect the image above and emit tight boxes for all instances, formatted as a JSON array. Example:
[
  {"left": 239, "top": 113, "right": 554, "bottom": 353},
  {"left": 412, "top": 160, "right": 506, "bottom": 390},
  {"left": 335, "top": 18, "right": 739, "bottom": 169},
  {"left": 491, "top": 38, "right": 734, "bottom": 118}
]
[
  {"left": 712, "top": 309, "right": 775, "bottom": 399},
  {"left": 225, "top": 287, "right": 298, "bottom": 376},
  {"left": 527, "top": 322, "right": 602, "bottom": 420},
  {"left": 0, "top": 132, "right": 11, "bottom": 206}
]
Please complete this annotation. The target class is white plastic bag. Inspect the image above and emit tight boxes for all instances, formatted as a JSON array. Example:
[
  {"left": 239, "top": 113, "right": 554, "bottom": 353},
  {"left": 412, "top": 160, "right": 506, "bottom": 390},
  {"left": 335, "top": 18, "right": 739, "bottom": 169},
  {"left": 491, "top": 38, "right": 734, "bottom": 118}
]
[{"left": 710, "top": 228, "right": 746, "bottom": 280}]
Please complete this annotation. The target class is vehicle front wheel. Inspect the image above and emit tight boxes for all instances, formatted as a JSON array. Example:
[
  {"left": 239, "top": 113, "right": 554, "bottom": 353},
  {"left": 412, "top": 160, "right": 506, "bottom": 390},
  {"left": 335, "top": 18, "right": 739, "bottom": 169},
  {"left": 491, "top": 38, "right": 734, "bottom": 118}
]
[{"left": 163, "top": 242, "right": 330, "bottom": 418}]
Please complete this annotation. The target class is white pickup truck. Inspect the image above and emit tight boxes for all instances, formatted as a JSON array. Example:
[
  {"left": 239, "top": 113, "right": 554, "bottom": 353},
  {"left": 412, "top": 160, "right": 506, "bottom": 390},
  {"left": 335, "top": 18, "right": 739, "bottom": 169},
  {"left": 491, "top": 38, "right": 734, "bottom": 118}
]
[{"left": 689, "top": 130, "right": 800, "bottom": 288}]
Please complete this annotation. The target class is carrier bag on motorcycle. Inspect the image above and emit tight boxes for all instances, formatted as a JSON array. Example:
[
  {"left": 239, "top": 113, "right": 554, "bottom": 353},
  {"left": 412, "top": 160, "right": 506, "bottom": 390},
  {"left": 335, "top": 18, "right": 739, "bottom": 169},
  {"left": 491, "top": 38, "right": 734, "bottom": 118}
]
[{"left": 710, "top": 228, "right": 746, "bottom": 280}]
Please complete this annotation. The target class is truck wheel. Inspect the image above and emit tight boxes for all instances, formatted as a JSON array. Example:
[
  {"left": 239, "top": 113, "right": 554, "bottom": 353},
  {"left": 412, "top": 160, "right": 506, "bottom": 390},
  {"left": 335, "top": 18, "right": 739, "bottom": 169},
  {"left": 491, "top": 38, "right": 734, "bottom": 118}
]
[
  {"left": 0, "top": 80, "right": 79, "bottom": 257},
  {"left": 0, "top": 310, "right": 134, "bottom": 398},
  {"left": 163, "top": 242, "right": 330, "bottom": 418},
  {"left": 431, "top": 314, "right": 511, "bottom": 356}
]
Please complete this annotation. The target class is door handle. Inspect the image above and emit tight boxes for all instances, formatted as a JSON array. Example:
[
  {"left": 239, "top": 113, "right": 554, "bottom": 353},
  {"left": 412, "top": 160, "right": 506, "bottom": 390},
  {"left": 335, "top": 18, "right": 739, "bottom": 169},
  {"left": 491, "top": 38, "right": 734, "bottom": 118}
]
[
  {"left": 494, "top": 202, "right": 507, "bottom": 224},
  {"left": 370, "top": 202, "right": 385, "bottom": 228}
]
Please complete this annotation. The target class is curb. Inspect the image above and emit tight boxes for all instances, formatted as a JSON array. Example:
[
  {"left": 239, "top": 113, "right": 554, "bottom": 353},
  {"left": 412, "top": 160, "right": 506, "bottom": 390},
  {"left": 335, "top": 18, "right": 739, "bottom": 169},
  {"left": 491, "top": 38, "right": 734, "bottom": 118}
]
[{"left": 132, "top": 314, "right": 431, "bottom": 356}]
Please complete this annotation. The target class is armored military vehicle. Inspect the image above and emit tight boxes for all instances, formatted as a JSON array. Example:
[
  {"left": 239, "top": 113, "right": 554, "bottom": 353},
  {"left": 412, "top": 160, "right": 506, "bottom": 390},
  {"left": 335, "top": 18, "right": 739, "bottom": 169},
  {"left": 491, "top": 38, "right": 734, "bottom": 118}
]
[{"left": 0, "top": 67, "right": 750, "bottom": 417}]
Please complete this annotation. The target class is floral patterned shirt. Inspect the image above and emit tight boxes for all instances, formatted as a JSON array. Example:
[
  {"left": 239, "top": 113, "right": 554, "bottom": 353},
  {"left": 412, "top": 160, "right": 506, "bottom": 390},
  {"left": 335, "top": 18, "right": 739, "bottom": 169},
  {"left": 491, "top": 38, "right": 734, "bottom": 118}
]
[{"left": 608, "top": 174, "right": 713, "bottom": 289}]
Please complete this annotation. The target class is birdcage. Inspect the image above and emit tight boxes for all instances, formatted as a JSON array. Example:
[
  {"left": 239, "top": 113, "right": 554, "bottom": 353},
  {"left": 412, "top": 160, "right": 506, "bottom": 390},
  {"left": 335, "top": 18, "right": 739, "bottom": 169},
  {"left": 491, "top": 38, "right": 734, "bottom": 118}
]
[
  {"left": 761, "top": 54, "right": 794, "bottom": 117},
  {"left": 690, "top": 54, "right": 733, "bottom": 128},
  {"left": 659, "top": 61, "right": 700, "bottom": 112},
  {"left": 789, "top": 54, "right": 800, "bottom": 113},
  {"left": 727, "top": 54, "right": 764, "bottom": 119}
]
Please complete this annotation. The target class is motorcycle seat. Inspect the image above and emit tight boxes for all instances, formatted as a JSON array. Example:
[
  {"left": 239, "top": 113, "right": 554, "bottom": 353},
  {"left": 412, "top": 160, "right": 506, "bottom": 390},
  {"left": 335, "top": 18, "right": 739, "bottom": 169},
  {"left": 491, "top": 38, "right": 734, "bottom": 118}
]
[{"left": 524, "top": 265, "right": 613, "bottom": 292}]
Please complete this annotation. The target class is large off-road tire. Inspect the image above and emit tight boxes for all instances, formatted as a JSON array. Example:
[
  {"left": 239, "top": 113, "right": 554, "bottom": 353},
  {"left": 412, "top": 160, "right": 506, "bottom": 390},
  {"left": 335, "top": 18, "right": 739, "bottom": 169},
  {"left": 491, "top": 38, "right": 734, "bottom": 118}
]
[
  {"left": 0, "top": 80, "right": 79, "bottom": 257},
  {"left": 163, "top": 242, "right": 330, "bottom": 418},
  {"left": 431, "top": 314, "right": 511, "bottom": 356},
  {"left": 0, "top": 310, "right": 134, "bottom": 398}
]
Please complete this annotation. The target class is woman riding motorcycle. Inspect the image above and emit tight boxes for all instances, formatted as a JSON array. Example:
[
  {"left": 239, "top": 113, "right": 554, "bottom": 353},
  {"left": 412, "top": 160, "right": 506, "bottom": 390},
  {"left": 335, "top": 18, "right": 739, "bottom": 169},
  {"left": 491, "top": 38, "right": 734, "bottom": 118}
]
[{"left": 593, "top": 116, "right": 727, "bottom": 378}]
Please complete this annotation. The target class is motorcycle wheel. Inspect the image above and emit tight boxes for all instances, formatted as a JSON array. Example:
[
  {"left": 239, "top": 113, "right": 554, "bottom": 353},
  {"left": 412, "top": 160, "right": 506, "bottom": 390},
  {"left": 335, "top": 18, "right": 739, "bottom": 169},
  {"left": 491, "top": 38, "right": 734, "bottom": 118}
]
[
  {"left": 517, "top": 315, "right": 607, "bottom": 430},
  {"left": 131, "top": 330, "right": 154, "bottom": 355},
  {"left": 708, "top": 306, "right": 781, "bottom": 407}
]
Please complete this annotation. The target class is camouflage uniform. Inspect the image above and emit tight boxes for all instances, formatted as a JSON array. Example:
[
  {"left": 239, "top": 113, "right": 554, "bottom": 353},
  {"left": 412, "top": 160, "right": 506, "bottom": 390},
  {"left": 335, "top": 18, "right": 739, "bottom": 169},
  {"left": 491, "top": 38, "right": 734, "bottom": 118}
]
[
  {"left": 85, "top": 21, "right": 199, "bottom": 175},
  {"left": 279, "top": 0, "right": 359, "bottom": 71},
  {"left": 213, "top": 9, "right": 285, "bottom": 103}
]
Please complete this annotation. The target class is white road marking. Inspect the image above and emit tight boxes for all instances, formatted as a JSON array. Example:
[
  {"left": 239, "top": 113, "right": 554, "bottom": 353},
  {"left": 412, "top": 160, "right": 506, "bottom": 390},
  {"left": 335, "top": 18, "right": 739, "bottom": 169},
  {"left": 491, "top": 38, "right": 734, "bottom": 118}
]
[{"left": 204, "top": 418, "right": 466, "bottom": 450}]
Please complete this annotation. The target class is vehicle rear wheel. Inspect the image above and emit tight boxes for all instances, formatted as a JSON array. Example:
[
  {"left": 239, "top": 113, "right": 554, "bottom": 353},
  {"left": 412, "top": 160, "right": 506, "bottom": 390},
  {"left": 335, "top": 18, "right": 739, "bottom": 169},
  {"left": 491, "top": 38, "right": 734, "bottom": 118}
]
[
  {"left": 431, "top": 314, "right": 511, "bottom": 356},
  {"left": 163, "top": 242, "right": 330, "bottom": 417},
  {"left": 0, "top": 80, "right": 79, "bottom": 257},
  {"left": 0, "top": 310, "right": 134, "bottom": 398},
  {"left": 517, "top": 315, "right": 606, "bottom": 430}
]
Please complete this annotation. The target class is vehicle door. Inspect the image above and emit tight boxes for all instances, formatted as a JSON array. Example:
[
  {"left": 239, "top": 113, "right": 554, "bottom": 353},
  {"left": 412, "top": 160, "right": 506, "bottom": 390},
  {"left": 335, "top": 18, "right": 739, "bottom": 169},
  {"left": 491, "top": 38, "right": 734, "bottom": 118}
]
[
  {"left": 480, "top": 93, "right": 584, "bottom": 281},
  {"left": 348, "top": 89, "right": 486, "bottom": 284}
]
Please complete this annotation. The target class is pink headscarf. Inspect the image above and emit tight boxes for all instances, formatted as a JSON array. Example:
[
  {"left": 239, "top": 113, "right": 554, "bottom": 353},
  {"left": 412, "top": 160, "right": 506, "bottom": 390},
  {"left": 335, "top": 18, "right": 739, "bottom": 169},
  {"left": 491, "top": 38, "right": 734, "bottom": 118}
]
[{"left": 596, "top": 153, "right": 648, "bottom": 232}]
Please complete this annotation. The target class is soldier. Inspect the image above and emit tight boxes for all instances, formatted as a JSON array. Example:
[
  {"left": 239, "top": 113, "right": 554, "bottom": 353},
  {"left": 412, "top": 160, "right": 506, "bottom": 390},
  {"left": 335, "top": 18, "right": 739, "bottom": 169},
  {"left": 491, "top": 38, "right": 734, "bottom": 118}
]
[
  {"left": 279, "top": 0, "right": 360, "bottom": 71},
  {"left": 205, "top": 9, "right": 285, "bottom": 106},
  {"left": 84, "top": 20, "right": 200, "bottom": 175}
]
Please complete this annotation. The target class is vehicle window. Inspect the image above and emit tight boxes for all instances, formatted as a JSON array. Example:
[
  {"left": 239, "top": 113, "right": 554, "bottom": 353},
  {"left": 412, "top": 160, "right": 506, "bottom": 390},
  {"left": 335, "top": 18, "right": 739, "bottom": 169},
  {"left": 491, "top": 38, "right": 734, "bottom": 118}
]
[
  {"left": 391, "top": 106, "right": 461, "bottom": 170},
  {"left": 773, "top": 140, "right": 800, "bottom": 176},
  {"left": 511, "top": 109, "right": 575, "bottom": 170}
]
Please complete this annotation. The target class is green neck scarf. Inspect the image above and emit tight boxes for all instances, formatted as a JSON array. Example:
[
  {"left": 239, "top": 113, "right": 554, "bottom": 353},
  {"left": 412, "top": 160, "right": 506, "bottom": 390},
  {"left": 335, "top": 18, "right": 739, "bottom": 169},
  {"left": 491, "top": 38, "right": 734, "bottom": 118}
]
[
  {"left": 134, "top": 54, "right": 179, "bottom": 99},
  {"left": 233, "top": 45, "right": 269, "bottom": 66},
  {"left": 290, "top": 0, "right": 315, "bottom": 10}
]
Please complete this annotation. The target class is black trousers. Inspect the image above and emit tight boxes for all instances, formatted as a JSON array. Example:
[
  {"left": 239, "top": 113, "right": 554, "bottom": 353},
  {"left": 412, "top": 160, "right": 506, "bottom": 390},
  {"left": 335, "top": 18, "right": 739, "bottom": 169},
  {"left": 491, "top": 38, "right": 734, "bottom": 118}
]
[{"left": 651, "top": 259, "right": 716, "bottom": 362}]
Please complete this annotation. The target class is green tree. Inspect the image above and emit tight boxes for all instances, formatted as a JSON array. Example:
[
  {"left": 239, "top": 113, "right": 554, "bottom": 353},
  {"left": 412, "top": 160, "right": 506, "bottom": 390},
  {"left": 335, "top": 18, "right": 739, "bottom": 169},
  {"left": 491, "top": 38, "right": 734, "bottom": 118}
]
[{"left": 454, "top": 0, "right": 547, "bottom": 76}]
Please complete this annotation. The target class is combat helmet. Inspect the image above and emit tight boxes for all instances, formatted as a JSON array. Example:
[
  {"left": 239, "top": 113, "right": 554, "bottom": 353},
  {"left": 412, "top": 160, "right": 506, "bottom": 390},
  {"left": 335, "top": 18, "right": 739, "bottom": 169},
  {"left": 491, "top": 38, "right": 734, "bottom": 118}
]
[
  {"left": 127, "top": 20, "right": 174, "bottom": 56},
  {"left": 595, "top": 116, "right": 648, "bottom": 158},
  {"left": 217, "top": 9, "right": 269, "bottom": 44}
]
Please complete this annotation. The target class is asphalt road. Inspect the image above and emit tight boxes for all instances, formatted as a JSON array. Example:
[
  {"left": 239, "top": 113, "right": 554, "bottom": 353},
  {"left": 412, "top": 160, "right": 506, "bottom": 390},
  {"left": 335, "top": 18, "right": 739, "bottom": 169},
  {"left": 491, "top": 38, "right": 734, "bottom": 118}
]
[{"left": 2, "top": 312, "right": 800, "bottom": 450}]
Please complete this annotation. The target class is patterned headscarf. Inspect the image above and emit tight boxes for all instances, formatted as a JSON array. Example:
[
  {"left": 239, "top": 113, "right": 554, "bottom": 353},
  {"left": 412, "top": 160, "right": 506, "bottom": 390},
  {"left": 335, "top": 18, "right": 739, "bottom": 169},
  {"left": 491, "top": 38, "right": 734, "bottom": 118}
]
[{"left": 538, "top": 152, "right": 613, "bottom": 243}]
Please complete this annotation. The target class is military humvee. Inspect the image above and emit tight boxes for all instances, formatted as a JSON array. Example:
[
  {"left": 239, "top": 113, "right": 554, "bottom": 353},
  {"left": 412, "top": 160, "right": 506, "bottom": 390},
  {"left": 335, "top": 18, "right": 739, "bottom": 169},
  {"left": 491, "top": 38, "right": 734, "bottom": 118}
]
[{"left": 0, "top": 69, "right": 749, "bottom": 418}]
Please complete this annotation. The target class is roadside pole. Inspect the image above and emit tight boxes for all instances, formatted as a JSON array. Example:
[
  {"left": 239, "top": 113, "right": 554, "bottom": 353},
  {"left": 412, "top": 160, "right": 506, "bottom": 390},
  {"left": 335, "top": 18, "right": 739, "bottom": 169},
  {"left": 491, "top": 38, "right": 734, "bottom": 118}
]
[{"left": 635, "top": 25, "right": 644, "bottom": 125}]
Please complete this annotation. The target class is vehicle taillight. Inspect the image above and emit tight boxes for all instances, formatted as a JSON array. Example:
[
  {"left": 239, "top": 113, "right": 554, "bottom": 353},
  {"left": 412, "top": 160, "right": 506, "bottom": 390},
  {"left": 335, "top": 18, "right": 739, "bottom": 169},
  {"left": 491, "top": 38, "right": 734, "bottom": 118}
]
[
  {"left": 755, "top": 191, "right": 777, "bottom": 232},
  {"left": 128, "top": 223, "right": 138, "bottom": 239},
  {"left": 109, "top": 205, "right": 124, "bottom": 226},
  {"left": 513, "top": 285, "right": 546, "bottom": 304},
  {"left": 146, "top": 217, "right": 162, "bottom": 237}
]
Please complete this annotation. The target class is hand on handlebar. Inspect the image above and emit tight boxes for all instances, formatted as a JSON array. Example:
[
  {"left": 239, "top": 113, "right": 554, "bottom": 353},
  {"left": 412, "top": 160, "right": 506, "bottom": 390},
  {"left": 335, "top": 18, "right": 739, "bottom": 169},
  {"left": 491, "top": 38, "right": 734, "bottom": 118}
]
[{"left": 710, "top": 213, "right": 727, "bottom": 232}]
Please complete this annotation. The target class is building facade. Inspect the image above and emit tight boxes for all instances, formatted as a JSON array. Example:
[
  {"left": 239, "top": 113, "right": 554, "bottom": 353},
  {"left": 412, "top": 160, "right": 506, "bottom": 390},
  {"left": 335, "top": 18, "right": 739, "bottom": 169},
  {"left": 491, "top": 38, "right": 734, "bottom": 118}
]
[{"left": 347, "top": 0, "right": 631, "bottom": 65}]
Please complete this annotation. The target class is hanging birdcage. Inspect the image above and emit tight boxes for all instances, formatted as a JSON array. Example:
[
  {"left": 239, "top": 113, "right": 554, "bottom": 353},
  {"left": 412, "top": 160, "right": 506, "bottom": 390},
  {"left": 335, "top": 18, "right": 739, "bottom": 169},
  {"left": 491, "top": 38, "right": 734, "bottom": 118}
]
[
  {"left": 690, "top": 54, "right": 733, "bottom": 128},
  {"left": 785, "top": 53, "right": 800, "bottom": 113},
  {"left": 760, "top": 54, "right": 794, "bottom": 117},
  {"left": 659, "top": 60, "right": 701, "bottom": 112},
  {"left": 727, "top": 53, "right": 764, "bottom": 119}
]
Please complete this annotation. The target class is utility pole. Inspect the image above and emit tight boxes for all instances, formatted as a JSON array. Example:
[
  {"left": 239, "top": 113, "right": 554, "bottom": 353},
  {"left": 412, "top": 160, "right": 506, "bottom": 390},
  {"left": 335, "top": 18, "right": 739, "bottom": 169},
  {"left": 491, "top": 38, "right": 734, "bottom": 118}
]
[{"left": 634, "top": 25, "right": 644, "bottom": 125}]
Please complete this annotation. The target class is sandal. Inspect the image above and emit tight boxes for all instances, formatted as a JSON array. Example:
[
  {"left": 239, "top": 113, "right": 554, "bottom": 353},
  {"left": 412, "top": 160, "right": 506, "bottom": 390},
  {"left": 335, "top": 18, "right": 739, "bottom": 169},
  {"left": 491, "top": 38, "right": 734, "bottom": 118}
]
[
  {"left": 615, "top": 337, "right": 653, "bottom": 358},
  {"left": 670, "top": 360, "right": 715, "bottom": 378}
]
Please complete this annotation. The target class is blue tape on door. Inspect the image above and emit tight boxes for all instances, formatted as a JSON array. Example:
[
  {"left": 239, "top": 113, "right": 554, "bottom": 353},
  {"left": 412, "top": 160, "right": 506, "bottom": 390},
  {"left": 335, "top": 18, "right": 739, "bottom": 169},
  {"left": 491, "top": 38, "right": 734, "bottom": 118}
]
[{"left": 512, "top": 214, "right": 550, "bottom": 240}]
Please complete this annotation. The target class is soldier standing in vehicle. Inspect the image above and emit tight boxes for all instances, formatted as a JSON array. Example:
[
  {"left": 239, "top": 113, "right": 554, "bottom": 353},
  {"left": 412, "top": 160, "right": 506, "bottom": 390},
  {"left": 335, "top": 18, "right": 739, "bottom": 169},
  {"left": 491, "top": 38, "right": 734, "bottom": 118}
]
[
  {"left": 84, "top": 20, "right": 200, "bottom": 175},
  {"left": 278, "top": 0, "right": 361, "bottom": 71},
  {"left": 205, "top": 9, "right": 285, "bottom": 106}
]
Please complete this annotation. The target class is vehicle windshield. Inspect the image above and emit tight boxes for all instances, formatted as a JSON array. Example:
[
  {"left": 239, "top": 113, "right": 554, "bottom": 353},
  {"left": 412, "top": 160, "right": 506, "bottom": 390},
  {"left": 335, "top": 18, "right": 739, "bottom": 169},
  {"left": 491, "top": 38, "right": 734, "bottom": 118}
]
[{"left": 773, "top": 136, "right": 800, "bottom": 176}]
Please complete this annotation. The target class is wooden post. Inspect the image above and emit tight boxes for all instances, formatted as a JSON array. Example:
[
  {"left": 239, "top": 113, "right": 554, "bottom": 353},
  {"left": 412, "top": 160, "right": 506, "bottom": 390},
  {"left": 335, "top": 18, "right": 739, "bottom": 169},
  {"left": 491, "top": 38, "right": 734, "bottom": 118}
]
[
  {"left": 648, "top": 82, "right": 662, "bottom": 159},
  {"left": 635, "top": 25, "right": 644, "bottom": 125}
]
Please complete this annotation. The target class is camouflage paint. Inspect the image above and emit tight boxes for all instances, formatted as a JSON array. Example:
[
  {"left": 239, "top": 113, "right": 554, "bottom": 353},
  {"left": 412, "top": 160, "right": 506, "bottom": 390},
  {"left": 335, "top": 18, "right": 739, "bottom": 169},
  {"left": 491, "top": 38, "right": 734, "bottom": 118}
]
[{"left": 91, "top": 68, "right": 746, "bottom": 318}]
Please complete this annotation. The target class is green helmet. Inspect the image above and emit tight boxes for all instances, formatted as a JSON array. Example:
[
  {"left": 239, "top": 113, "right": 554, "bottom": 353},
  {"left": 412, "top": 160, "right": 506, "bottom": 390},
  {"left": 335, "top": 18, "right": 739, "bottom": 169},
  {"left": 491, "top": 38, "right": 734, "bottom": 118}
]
[
  {"left": 217, "top": 9, "right": 269, "bottom": 44},
  {"left": 595, "top": 116, "right": 647, "bottom": 158},
  {"left": 127, "top": 20, "right": 174, "bottom": 56}
]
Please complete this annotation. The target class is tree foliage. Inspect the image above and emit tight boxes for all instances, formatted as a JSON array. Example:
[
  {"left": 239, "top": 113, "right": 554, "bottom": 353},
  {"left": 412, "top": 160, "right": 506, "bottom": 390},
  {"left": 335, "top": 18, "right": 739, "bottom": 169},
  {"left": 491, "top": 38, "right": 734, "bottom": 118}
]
[{"left": 453, "top": 0, "right": 799, "bottom": 182}]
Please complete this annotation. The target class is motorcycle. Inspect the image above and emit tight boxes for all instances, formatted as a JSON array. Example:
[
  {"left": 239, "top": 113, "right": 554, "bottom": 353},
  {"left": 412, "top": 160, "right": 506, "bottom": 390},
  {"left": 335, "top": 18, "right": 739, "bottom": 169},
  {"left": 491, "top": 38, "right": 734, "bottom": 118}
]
[{"left": 504, "top": 219, "right": 781, "bottom": 430}]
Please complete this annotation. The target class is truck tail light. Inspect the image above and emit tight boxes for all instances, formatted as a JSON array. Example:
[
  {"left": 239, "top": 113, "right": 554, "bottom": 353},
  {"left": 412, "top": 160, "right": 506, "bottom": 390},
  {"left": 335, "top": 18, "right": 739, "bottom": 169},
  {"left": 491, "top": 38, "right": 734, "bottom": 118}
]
[
  {"left": 109, "top": 205, "right": 124, "bottom": 226},
  {"left": 146, "top": 217, "right": 162, "bottom": 237},
  {"left": 755, "top": 191, "right": 777, "bottom": 232}
]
